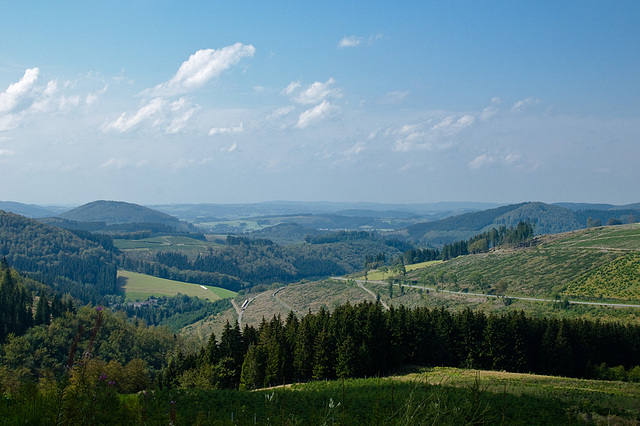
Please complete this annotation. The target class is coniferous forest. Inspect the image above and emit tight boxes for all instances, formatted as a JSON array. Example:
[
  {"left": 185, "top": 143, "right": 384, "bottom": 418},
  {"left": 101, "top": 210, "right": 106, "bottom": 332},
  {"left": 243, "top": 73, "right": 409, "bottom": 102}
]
[{"left": 163, "top": 303, "right": 640, "bottom": 391}]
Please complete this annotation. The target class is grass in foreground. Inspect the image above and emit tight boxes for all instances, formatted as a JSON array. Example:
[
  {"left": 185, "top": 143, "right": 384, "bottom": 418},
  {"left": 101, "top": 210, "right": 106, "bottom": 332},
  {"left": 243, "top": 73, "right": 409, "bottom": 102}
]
[
  {"left": 4, "top": 367, "right": 638, "bottom": 425},
  {"left": 118, "top": 270, "right": 236, "bottom": 302}
]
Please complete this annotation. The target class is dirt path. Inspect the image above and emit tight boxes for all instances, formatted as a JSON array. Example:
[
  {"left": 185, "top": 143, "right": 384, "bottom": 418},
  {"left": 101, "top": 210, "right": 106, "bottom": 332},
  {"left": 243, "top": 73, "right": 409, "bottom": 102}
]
[
  {"left": 355, "top": 280, "right": 389, "bottom": 310},
  {"left": 272, "top": 287, "right": 301, "bottom": 315}
]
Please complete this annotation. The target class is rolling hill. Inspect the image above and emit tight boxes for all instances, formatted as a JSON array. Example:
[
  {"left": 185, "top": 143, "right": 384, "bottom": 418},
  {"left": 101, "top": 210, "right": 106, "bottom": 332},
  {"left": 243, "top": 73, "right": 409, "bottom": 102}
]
[{"left": 56, "top": 200, "right": 197, "bottom": 233}]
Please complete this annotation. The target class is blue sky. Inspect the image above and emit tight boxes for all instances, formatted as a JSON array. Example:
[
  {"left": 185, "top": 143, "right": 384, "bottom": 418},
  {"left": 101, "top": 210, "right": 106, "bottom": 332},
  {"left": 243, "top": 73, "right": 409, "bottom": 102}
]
[{"left": 1, "top": 1, "right": 639, "bottom": 205}]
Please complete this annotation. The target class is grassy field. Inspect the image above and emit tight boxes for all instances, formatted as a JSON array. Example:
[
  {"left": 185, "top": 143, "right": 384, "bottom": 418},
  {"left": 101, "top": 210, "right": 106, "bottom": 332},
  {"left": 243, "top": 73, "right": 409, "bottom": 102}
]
[
  {"left": 117, "top": 270, "right": 237, "bottom": 301},
  {"left": 113, "top": 368, "right": 640, "bottom": 424},
  {"left": 5, "top": 363, "right": 639, "bottom": 424}
]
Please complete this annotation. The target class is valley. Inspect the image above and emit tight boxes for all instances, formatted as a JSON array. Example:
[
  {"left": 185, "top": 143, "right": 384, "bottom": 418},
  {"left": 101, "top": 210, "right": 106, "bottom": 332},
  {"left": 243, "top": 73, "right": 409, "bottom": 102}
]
[{"left": 1, "top": 200, "right": 640, "bottom": 424}]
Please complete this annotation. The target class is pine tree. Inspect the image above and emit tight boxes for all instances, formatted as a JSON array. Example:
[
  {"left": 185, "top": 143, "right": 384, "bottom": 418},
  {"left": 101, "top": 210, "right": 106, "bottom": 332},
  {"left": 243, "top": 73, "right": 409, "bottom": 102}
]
[{"left": 35, "top": 289, "right": 51, "bottom": 326}]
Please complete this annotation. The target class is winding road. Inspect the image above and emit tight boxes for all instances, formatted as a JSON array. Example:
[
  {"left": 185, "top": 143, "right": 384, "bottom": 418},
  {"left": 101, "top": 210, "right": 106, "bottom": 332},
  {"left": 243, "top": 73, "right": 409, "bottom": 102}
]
[{"left": 334, "top": 277, "right": 640, "bottom": 309}]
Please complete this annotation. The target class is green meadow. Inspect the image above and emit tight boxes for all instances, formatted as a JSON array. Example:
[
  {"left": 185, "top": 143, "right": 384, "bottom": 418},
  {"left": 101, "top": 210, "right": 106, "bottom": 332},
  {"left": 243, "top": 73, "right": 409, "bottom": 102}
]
[{"left": 117, "top": 270, "right": 237, "bottom": 301}]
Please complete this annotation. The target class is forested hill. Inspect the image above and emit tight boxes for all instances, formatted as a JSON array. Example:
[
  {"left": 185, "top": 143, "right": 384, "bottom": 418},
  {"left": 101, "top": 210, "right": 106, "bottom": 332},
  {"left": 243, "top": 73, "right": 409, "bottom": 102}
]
[
  {"left": 0, "top": 210, "right": 117, "bottom": 304},
  {"left": 403, "top": 201, "right": 640, "bottom": 245},
  {"left": 57, "top": 200, "right": 194, "bottom": 232}
]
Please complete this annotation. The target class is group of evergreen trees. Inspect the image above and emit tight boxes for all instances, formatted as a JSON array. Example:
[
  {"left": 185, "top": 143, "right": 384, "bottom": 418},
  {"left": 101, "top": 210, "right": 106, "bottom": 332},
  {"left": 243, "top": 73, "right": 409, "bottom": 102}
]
[
  {"left": 0, "top": 259, "right": 73, "bottom": 342},
  {"left": 441, "top": 221, "right": 535, "bottom": 261},
  {"left": 161, "top": 301, "right": 640, "bottom": 391}
]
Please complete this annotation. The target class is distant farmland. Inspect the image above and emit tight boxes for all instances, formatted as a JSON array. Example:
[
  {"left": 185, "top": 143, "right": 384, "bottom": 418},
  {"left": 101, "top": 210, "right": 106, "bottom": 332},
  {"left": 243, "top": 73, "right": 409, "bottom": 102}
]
[{"left": 118, "top": 270, "right": 237, "bottom": 301}]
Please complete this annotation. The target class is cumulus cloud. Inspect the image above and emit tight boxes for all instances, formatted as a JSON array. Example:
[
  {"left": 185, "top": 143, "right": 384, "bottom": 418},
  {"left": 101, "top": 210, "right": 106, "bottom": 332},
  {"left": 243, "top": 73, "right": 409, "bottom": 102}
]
[
  {"left": 283, "top": 78, "right": 341, "bottom": 105},
  {"left": 296, "top": 100, "right": 338, "bottom": 128},
  {"left": 209, "top": 121, "right": 244, "bottom": 136},
  {"left": 0, "top": 149, "right": 14, "bottom": 156},
  {"left": 0, "top": 68, "right": 40, "bottom": 113},
  {"left": 338, "top": 35, "right": 362, "bottom": 48},
  {"left": 148, "top": 43, "right": 255, "bottom": 97},
  {"left": 105, "top": 44, "right": 254, "bottom": 134}
]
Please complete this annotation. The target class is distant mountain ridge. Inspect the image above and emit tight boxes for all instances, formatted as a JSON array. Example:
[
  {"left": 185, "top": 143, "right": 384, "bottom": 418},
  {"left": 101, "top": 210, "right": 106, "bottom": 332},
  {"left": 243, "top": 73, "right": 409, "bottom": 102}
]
[
  {"left": 401, "top": 201, "right": 640, "bottom": 246},
  {"left": 0, "top": 201, "right": 57, "bottom": 218}
]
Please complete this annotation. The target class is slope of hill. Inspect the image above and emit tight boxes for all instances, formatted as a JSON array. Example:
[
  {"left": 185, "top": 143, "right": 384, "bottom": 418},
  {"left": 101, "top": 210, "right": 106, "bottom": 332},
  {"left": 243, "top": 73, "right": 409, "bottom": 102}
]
[
  {"left": 0, "top": 201, "right": 57, "bottom": 218},
  {"left": 0, "top": 211, "right": 118, "bottom": 303},
  {"left": 58, "top": 200, "right": 194, "bottom": 232},
  {"left": 400, "top": 223, "right": 640, "bottom": 302},
  {"left": 402, "top": 201, "right": 639, "bottom": 245}
]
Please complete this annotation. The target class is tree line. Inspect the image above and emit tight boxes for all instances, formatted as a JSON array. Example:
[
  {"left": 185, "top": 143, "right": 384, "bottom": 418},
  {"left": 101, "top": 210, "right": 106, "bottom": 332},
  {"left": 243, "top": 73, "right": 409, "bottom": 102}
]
[{"left": 161, "top": 301, "right": 640, "bottom": 391}]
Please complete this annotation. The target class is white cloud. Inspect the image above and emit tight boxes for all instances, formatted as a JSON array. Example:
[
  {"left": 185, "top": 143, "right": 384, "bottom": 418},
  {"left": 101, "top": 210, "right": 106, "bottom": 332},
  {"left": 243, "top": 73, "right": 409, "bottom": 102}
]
[
  {"left": 0, "top": 149, "right": 14, "bottom": 156},
  {"left": 148, "top": 43, "right": 255, "bottom": 96},
  {"left": 221, "top": 142, "right": 237, "bottom": 152},
  {"left": 468, "top": 153, "right": 495, "bottom": 169},
  {"left": 101, "top": 158, "right": 129, "bottom": 169},
  {"left": 379, "top": 90, "right": 409, "bottom": 104},
  {"left": 170, "top": 156, "right": 213, "bottom": 171},
  {"left": 267, "top": 106, "right": 294, "bottom": 121},
  {"left": 469, "top": 152, "right": 521, "bottom": 169},
  {"left": 344, "top": 141, "right": 365, "bottom": 156},
  {"left": 504, "top": 153, "right": 521, "bottom": 164},
  {"left": 0, "top": 67, "right": 101, "bottom": 132},
  {"left": 284, "top": 78, "right": 341, "bottom": 105},
  {"left": 393, "top": 114, "right": 476, "bottom": 152},
  {"left": 104, "top": 97, "right": 198, "bottom": 133},
  {"left": 0, "top": 68, "right": 40, "bottom": 113},
  {"left": 511, "top": 97, "right": 541, "bottom": 112},
  {"left": 86, "top": 85, "right": 108, "bottom": 105},
  {"left": 431, "top": 115, "right": 474, "bottom": 135},
  {"left": 296, "top": 100, "right": 338, "bottom": 128},
  {"left": 209, "top": 121, "right": 244, "bottom": 136},
  {"left": 481, "top": 106, "right": 498, "bottom": 121},
  {"left": 338, "top": 35, "right": 362, "bottom": 48},
  {"left": 104, "top": 97, "right": 167, "bottom": 132}
]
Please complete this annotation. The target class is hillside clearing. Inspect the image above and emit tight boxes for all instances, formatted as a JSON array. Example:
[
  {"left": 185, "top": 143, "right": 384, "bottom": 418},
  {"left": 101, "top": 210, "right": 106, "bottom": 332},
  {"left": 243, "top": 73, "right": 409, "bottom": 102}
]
[{"left": 117, "top": 270, "right": 236, "bottom": 301}]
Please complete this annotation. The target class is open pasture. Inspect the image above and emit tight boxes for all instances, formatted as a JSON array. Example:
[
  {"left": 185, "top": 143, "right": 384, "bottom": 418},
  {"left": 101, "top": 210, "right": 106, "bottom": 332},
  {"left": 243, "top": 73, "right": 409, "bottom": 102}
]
[{"left": 118, "top": 270, "right": 236, "bottom": 301}]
